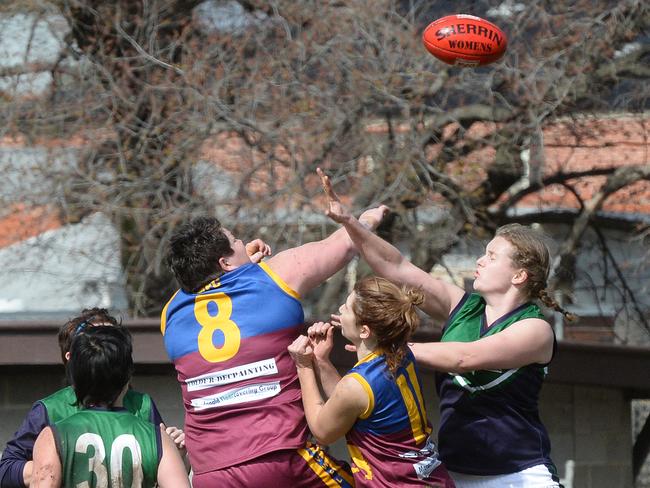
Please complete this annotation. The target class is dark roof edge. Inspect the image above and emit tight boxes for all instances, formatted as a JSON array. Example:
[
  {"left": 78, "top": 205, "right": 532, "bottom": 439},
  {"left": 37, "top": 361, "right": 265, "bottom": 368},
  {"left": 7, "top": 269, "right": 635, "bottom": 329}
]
[{"left": 0, "top": 320, "right": 648, "bottom": 395}]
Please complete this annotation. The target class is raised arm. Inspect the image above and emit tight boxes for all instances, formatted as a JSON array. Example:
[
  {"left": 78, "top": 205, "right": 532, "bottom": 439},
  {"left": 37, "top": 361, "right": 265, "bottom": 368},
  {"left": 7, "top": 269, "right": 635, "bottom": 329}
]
[
  {"left": 30, "top": 428, "right": 61, "bottom": 488},
  {"left": 265, "top": 206, "right": 388, "bottom": 297},
  {"left": 319, "top": 168, "right": 465, "bottom": 322},
  {"left": 287, "top": 336, "right": 367, "bottom": 445},
  {"left": 410, "top": 318, "right": 555, "bottom": 372}
]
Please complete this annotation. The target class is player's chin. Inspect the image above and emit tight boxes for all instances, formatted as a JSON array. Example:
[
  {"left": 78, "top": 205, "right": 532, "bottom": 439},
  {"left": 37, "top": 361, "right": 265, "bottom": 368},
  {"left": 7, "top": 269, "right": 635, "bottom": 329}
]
[{"left": 471, "top": 278, "right": 481, "bottom": 292}]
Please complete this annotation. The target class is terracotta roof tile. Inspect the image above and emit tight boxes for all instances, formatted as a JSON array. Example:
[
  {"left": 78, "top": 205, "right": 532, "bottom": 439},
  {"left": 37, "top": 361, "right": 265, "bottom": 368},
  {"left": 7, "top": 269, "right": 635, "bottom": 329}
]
[
  {"left": 0, "top": 204, "right": 62, "bottom": 248},
  {"left": 1, "top": 117, "right": 647, "bottom": 247}
]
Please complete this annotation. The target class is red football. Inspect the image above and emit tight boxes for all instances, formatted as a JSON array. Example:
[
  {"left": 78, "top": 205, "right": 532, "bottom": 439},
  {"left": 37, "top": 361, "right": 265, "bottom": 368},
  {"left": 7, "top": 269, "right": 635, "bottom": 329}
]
[{"left": 422, "top": 14, "right": 508, "bottom": 67}]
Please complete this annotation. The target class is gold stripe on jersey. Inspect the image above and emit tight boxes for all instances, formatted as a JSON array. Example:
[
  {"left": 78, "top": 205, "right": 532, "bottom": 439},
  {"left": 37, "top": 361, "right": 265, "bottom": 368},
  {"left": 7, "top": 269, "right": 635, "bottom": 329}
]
[
  {"left": 258, "top": 262, "right": 301, "bottom": 299},
  {"left": 298, "top": 444, "right": 354, "bottom": 487},
  {"left": 347, "top": 373, "right": 375, "bottom": 420},
  {"left": 160, "top": 289, "right": 180, "bottom": 335},
  {"left": 347, "top": 443, "right": 373, "bottom": 481},
  {"left": 352, "top": 350, "right": 382, "bottom": 367},
  {"left": 396, "top": 373, "right": 427, "bottom": 444},
  {"left": 406, "top": 362, "right": 432, "bottom": 435}
]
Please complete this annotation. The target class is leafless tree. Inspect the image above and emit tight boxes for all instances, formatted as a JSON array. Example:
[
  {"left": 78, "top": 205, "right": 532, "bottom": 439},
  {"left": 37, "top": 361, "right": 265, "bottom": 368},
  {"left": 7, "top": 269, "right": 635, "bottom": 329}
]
[{"left": 1, "top": 0, "right": 648, "bottom": 340}]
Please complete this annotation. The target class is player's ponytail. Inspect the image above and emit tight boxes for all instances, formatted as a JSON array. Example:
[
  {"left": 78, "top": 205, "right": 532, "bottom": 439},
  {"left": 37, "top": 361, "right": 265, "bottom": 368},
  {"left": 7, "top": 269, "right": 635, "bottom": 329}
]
[{"left": 538, "top": 289, "right": 578, "bottom": 322}]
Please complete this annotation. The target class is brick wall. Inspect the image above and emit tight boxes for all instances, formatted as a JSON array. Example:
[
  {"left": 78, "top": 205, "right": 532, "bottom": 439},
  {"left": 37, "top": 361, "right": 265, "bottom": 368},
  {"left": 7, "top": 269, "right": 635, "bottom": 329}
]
[
  {"left": 543, "top": 384, "right": 634, "bottom": 487},
  {"left": 0, "top": 369, "right": 638, "bottom": 488},
  {"left": 0, "top": 366, "right": 185, "bottom": 454}
]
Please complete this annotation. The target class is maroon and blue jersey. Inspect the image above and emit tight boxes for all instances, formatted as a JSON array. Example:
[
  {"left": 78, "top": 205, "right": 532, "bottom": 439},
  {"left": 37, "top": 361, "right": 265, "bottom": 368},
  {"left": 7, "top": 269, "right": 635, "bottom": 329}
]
[
  {"left": 345, "top": 350, "right": 454, "bottom": 487},
  {"left": 161, "top": 262, "right": 308, "bottom": 474}
]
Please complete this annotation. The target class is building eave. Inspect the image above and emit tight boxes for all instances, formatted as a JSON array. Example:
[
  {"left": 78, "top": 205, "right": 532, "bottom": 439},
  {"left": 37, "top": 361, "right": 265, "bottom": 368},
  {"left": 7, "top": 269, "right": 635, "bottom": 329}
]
[{"left": 1, "top": 319, "right": 648, "bottom": 396}]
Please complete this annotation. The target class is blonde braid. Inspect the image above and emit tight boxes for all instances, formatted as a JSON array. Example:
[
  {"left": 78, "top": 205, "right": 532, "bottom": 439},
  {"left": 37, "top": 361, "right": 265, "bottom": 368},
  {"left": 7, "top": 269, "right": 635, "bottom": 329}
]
[{"left": 538, "top": 289, "right": 578, "bottom": 322}]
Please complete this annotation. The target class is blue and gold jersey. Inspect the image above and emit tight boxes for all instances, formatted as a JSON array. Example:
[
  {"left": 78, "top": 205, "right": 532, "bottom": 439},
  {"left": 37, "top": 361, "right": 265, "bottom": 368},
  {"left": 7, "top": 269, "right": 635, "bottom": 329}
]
[
  {"left": 161, "top": 262, "right": 308, "bottom": 474},
  {"left": 345, "top": 351, "right": 452, "bottom": 487},
  {"left": 436, "top": 293, "right": 556, "bottom": 475}
]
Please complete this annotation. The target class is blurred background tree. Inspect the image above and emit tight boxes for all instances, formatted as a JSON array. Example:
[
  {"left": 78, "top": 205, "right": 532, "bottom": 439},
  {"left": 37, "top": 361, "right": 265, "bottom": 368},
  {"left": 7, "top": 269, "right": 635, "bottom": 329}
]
[{"left": 0, "top": 0, "right": 648, "bottom": 334}]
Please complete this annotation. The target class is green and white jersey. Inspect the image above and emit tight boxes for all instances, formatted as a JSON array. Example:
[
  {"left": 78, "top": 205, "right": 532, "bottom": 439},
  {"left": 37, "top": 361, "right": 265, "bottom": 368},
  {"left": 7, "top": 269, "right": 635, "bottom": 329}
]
[
  {"left": 52, "top": 408, "right": 162, "bottom": 488},
  {"left": 435, "top": 293, "right": 557, "bottom": 476},
  {"left": 442, "top": 293, "right": 548, "bottom": 393},
  {"left": 40, "top": 386, "right": 160, "bottom": 426}
]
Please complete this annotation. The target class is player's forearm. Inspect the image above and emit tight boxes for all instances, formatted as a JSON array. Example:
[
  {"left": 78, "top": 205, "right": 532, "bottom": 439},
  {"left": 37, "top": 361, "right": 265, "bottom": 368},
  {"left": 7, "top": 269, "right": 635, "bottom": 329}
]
[
  {"left": 296, "top": 367, "right": 328, "bottom": 438},
  {"left": 410, "top": 342, "right": 473, "bottom": 374},
  {"left": 268, "top": 226, "right": 357, "bottom": 296},
  {"left": 342, "top": 216, "right": 406, "bottom": 276},
  {"left": 158, "top": 429, "right": 191, "bottom": 488},
  {"left": 322, "top": 219, "right": 378, "bottom": 264},
  {"left": 313, "top": 358, "right": 342, "bottom": 399},
  {"left": 30, "top": 460, "right": 59, "bottom": 488},
  {"left": 320, "top": 226, "right": 359, "bottom": 264}
]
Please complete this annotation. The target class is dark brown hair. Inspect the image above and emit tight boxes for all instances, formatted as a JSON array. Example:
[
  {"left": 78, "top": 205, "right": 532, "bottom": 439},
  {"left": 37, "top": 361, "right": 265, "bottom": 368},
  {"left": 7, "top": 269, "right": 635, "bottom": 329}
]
[
  {"left": 352, "top": 276, "right": 424, "bottom": 375},
  {"left": 58, "top": 308, "right": 120, "bottom": 364},
  {"left": 166, "top": 217, "right": 234, "bottom": 293},
  {"left": 69, "top": 325, "right": 134, "bottom": 407}
]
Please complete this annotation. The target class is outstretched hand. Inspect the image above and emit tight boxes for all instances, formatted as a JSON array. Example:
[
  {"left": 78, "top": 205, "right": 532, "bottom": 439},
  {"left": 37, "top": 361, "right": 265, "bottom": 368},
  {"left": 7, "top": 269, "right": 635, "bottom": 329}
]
[
  {"left": 245, "top": 239, "right": 272, "bottom": 263},
  {"left": 317, "top": 167, "right": 389, "bottom": 231},
  {"left": 359, "top": 205, "right": 390, "bottom": 231},
  {"left": 317, "top": 167, "right": 352, "bottom": 225}
]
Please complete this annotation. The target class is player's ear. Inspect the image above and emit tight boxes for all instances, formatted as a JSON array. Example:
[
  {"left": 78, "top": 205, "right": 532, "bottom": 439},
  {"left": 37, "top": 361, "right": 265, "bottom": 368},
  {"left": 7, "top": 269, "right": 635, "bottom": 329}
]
[
  {"left": 64, "top": 351, "right": 71, "bottom": 362},
  {"left": 512, "top": 269, "right": 528, "bottom": 285},
  {"left": 218, "top": 257, "right": 233, "bottom": 272},
  {"left": 359, "top": 324, "right": 371, "bottom": 340}
]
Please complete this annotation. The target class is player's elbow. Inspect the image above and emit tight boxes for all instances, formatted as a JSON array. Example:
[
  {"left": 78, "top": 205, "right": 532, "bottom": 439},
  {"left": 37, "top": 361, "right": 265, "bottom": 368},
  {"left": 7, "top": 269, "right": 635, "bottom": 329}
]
[
  {"left": 308, "top": 422, "right": 341, "bottom": 446},
  {"left": 447, "top": 353, "right": 479, "bottom": 374},
  {"left": 32, "top": 463, "right": 60, "bottom": 487},
  {"left": 311, "top": 429, "right": 339, "bottom": 446},
  {"left": 452, "top": 359, "right": 474, "bottom": 374}
]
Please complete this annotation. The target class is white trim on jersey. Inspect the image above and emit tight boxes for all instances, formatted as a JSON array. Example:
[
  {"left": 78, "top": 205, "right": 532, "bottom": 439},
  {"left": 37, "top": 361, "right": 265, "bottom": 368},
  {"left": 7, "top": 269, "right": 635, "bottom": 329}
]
[{"left": 451, "top": 367, "right": 519, "bottom": 393}]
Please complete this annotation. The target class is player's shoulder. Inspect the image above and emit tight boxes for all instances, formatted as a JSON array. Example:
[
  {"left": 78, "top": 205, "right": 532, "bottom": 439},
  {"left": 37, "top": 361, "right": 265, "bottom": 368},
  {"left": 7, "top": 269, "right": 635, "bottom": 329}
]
[
  {"left": 513, "top": 316, "right": 553, "bottom": 332},
  {"left": 339, "top": 374, "right": 371, "bottom": 405},
  {"left": 123, "top": 389, "right": 154, "bottom": 410},
  {"left": 39, "top": 385, "right": 75, "bottom": 404},
  {"left": 505, "top": 316, "right": 554, "bottom": 346},
  {"left": 124, "top": 388, "right": 151, "bottom": 400}
]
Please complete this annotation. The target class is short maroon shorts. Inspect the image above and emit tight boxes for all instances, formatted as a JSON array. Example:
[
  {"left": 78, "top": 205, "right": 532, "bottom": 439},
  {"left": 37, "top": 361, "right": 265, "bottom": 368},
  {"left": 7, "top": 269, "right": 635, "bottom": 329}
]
[{"left": 191, "top": 442, "right": 354, "bottom": 488}]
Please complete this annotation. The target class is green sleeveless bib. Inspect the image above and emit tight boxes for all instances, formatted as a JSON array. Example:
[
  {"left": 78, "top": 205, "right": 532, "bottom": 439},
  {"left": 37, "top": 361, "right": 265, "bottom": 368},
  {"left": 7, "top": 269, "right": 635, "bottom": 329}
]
[
  {"left": 40, "top": 386, "right": 154, "bottom": 424},
  {"left": 442, "top": 293, "right": 547, "bottom": 394},
  {"left": 53, "top": 409, "right": 160, "bottom": 488}
]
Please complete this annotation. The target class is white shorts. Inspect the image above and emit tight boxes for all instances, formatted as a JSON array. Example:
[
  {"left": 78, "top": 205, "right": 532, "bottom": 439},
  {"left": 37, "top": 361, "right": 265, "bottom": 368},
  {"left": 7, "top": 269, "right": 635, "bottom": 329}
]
[{"left": 449, "top": 464, "right": 562, "bottom": 488}]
